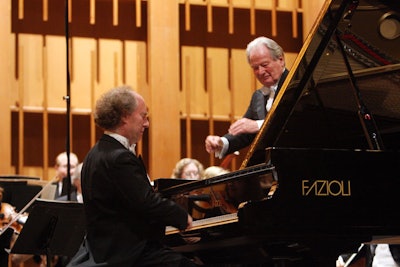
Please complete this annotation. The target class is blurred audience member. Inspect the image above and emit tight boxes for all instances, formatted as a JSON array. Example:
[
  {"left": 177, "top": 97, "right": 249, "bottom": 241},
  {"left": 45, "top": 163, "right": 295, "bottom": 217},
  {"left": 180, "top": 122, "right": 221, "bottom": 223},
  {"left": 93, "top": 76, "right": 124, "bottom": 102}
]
[
  {"left": 203, "top": 166, "right": 230, "bottom": 179},
  {"left": 171, "top": 158, "right": 205, "bottom": 180}
]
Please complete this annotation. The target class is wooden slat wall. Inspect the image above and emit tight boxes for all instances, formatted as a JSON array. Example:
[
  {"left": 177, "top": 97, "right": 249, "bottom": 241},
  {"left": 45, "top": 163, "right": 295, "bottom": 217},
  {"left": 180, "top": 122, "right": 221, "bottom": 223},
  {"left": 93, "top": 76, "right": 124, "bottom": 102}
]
[
  {"left": 0, "top": 0, "right": 12, "bottom": 174},
  {"left": 147, "top": 0, "right": 181, "bottom": 179},
  {"left": 0, "top": 0, "right": 325, "bottom": 180}
]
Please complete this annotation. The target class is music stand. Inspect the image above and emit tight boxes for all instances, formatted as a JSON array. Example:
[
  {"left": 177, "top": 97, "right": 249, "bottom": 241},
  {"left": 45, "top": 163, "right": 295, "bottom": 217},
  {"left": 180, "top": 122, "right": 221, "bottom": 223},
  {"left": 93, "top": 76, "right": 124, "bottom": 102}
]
[
  {"left": 0, "top": 227, "right": 14, "bottom": 266},
  {"left": 10, "top": 199, "right": 86, "bottom": 267}
]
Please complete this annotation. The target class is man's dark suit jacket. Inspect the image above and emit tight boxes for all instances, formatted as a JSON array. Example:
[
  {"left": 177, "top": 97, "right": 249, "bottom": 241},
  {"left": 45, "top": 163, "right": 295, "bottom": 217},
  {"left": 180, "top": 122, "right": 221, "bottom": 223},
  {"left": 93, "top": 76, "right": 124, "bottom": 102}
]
[
  {"left": 224, "top": 69, "right": 289, "bottom": 166},
  {"left": 79, "top": 134, "right": 188, "bottom": 266},
  {"left": 53, "top": 178, "right": 77, "bottom": 199}
]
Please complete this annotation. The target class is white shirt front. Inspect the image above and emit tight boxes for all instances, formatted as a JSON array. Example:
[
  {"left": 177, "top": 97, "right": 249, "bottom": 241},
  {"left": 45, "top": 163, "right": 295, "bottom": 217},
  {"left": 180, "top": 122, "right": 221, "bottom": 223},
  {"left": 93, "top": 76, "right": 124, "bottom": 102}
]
[{"left": 373, "top": 244, "right": 400, "bottom": 267}]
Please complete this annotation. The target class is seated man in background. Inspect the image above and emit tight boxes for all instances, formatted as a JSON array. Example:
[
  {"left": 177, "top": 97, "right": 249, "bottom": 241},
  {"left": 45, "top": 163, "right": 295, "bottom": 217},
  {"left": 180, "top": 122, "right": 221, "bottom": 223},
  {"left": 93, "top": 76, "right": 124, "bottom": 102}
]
[
  {"left": 56, "top": 162, "right": 83, "bottom": 203},
  {"left": 53, "top": 151, "right": 79, "bottom": 200}
]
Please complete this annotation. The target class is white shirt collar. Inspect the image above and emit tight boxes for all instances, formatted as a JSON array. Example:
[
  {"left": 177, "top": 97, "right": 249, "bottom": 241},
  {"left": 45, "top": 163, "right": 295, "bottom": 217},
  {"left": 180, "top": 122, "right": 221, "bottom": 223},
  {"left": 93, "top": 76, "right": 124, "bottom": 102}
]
[
  {"left": 261, "top": 83, "right": 278, "bottom": 96},
  {"left": 104, "top": 132, "right": 151, "bottom": 185},
  {"left": 261, "top": 68, "right": 285, "bottom": 95},
  {"left": 104, "top": 131, "right": 136, "bottom": 154}
]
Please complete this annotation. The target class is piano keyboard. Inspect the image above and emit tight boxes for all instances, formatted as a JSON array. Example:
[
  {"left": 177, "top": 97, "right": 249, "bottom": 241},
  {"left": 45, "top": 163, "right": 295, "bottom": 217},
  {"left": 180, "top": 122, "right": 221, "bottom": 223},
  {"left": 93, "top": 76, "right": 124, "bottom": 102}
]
[{"left": 166, "top": 212, "right": 238, "bottom": 235}]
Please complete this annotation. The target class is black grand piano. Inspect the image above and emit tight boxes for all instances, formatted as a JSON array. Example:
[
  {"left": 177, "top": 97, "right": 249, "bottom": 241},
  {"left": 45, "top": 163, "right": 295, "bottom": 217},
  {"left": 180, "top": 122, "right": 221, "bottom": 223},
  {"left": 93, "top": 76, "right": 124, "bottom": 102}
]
[{"left": 155, "top": 0, "right": 400, "bottom": 265}]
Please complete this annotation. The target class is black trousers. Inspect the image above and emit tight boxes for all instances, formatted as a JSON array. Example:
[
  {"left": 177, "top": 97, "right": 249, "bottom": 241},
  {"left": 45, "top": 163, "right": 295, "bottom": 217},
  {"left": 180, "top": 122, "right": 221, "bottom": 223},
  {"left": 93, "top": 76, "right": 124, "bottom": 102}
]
[
  {"left": 68, "top": 238, "right": 198, "bottom": 267},
  {"left": 135, "top": 240, "right": 198, "bottom": 267}
]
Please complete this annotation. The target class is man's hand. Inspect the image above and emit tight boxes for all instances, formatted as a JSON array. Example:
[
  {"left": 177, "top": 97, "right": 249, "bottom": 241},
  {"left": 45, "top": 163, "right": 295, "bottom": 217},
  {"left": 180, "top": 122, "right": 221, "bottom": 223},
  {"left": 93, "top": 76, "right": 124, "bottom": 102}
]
[
  {"left": 228, "top": 118, "right": 259, "bottom": 135},
  {"left": 182, "top": 215, "right": 201, "bottom": 244},
  {"left": 205, "top": 135, "right": 223, "bottom": 154}
]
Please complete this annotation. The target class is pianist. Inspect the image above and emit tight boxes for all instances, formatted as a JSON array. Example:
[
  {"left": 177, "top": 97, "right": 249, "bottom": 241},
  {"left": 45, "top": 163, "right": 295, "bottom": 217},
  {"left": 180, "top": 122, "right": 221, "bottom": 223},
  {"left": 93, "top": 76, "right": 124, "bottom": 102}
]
[
  {"left": 67, "top": 86, "right": 197, "bottom": 267},
  {"left": 205, "top": 36, "right": 289, "bottom": 166}
]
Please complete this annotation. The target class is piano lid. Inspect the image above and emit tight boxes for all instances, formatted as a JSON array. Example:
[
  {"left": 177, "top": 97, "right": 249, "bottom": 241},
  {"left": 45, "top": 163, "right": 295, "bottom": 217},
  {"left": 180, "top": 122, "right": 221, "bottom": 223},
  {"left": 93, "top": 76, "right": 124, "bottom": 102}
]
[{"left": 242, "top": 0, "right": 400, "bottom": 167}]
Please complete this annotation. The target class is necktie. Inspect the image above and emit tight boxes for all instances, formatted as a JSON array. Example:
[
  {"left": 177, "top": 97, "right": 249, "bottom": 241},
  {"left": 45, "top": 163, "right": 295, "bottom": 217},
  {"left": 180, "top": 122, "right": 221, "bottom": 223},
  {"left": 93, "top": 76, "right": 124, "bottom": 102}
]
[{"left": 265, "top": 90, "right": 275, "bottom": 112}]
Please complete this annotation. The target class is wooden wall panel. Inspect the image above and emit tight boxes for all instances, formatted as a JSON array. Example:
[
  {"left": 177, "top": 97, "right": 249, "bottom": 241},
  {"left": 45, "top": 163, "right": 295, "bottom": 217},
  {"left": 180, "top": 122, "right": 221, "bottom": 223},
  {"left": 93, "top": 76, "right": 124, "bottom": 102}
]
[
  {"left": 124, "top": 41, "right": 148, "bottom": 99},
  {"left": 16, "top": 35, "right": 44, "bottom": 108},
  {"left": 180, "top": 46, "right": 206, "bottom": 117},
  {"left": 206, "top": 48, "right": 231, "bottom": 119},
  {"left": 147, "top": 0, "right": 181, "bottom": 178},
  {"left": 0, "top": 0, "right": 12, "bottom": 171},
  {"left": 1, "top": 0, "right": 318, "bottom": 177},
  {"left": 230, "top": 49, "right": 254, "bottom": 119},
  {"left": 46, "top": 36, "right": 68, "bottom": 108},
  {"left": 179, "top": 47, "right": 299, "bottom": 122},
  {"left": 71, "top": 37, "right": 97, "bottom": 110},
  {"left": 302, "top": 0, "right": 325, "bottom": 40},
  {"left": 98, "top": 39, "right": 123, "bottom": 89}
]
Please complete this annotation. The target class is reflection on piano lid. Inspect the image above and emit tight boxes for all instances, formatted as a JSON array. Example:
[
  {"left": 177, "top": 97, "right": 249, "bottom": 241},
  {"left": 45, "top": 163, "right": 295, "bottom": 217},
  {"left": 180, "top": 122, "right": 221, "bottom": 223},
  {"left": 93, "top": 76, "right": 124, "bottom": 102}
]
[
  {"left": 161, "top": 0, "right": 400, "bottom": 265},
  {"left": 155, "top": 163, "right": 274, "bottom": 197},
  {"left": 156, "top": 163, "right": 275, "bottom": 220},
  {"left": 153, "top": 178, "right": 195, "bottom": 193}
]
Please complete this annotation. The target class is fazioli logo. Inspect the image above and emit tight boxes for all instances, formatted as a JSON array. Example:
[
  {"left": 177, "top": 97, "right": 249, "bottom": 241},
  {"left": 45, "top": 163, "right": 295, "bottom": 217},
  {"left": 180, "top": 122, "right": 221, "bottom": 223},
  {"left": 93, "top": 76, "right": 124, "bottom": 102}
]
[{"left": 302, "top": 180, "right": 351, "bottom": 196}]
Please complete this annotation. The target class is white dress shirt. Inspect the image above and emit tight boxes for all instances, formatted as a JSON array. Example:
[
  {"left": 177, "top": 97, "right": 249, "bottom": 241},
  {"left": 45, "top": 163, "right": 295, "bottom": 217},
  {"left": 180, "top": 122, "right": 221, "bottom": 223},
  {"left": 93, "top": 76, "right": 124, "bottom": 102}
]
[{"left": 373, "top": 244, "right": 400, "bottom": 267}]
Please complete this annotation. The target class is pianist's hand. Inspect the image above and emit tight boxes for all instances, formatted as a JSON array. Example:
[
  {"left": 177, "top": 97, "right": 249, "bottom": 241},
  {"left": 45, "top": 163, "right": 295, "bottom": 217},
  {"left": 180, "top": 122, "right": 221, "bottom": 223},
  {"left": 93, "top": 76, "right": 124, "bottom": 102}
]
[
  {"left": 228, "top": 118, "right": 259, "bottom": 135},
  {"left": 186, "top": 215, "right": 193, "bottom": 230},
  {"left": 182, "top": 215, "right": 201, "bottom": 244}
]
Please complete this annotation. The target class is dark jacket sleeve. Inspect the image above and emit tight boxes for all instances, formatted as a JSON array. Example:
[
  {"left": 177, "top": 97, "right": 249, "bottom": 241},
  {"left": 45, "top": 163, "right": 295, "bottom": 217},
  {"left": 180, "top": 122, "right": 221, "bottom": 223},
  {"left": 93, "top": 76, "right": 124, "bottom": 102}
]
[
  {"left": 222, "top": 69, "right": 290, "bottom": 157},
  {"left": 108, "top": 150, "right": 188, "bottom": 230},
  {"left": 223, "top": 90, "right": 262, "bottom": 155}
]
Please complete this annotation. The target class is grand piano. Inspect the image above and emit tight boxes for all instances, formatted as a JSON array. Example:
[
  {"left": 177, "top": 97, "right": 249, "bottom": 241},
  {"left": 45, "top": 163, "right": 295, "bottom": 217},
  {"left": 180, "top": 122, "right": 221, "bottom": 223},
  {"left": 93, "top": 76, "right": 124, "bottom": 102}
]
[{"left": 155, "top": 0, "right": 400, "bottom": 265}]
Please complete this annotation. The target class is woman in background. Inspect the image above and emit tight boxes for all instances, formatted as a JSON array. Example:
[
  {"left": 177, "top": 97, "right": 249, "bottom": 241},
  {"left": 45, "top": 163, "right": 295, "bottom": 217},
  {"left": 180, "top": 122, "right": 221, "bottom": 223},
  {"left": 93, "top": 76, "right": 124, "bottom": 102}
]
[{"left": 171, "top": 158, "right": 205, "bottom": 180}]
